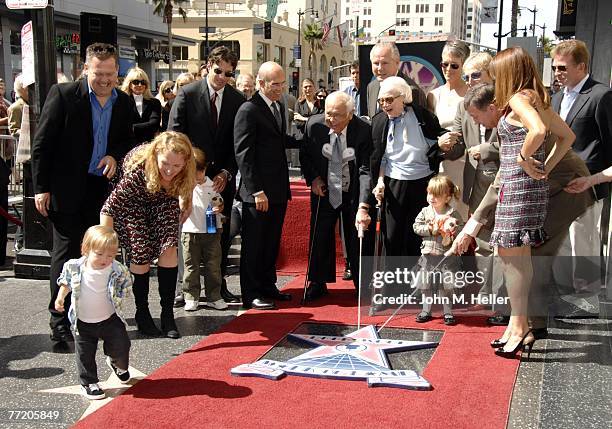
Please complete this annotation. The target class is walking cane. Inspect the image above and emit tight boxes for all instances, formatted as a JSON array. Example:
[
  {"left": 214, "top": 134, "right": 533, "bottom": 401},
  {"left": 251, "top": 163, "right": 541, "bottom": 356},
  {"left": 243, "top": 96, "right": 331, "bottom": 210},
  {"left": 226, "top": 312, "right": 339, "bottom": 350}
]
[
  {"left": 368, "top": 204, "right": 384, "bottom": 316},
  {"left": 302, "top": 194, "right": 321, "bottom": 304},
  {"left": 357, "top": 222, "right": 364, "bottom": 329}
]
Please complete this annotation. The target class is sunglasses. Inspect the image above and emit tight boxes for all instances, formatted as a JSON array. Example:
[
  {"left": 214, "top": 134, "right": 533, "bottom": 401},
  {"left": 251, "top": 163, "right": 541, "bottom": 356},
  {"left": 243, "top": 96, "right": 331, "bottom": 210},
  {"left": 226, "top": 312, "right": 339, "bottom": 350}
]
[
  {"left": 131, "top": 79, "right": 147, "bottom": 86},
  {"left": 91, "top": 45, "right": 116, "bottom": 54},
  {"left": 213, "top": 68, "right": 235, "bottom": 78},
  {"left": 377, "top": 95, "right": 401, "bottom": 105},
  {"left": 317, "top": 95, "right": 326, "bottom": 99},
  {"left": 551, "top": 65, "right": 567, "bottom": 72},
  {"left": 163, "top": 87, "right": 173, "bottom": 94},
  {"left": 463, "top": 71, "right": 482, "bottom": 81},
  {"left": 440, "top": 62, "right": 460, "bottom": 70}
]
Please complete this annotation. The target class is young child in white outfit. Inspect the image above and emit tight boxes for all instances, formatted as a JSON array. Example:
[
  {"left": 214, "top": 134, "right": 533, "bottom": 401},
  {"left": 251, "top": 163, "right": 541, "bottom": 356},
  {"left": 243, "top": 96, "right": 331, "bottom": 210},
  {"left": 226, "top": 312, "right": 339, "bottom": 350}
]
[
  {"left": 413, "top": 175, "right": 464, "bottom": 325},
  {"left": 181, "top": 147, "right": 227, "bottom": 311},
  {"left": 54, "top": 225, "right": 133, "bottom": 400}
]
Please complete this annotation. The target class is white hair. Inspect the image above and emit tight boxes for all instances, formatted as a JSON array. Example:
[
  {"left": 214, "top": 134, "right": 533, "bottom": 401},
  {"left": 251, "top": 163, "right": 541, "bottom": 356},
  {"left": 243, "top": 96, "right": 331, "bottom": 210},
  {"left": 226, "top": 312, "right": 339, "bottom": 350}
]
[
  {"left": 325, "top": 91, "right": 355, "bottom": 113},
  {"left": 379, "top": 76, "right": 412, "bottom": 104},
  {"left": 13, "top": 74, "right": 26, "bottom": 94}
]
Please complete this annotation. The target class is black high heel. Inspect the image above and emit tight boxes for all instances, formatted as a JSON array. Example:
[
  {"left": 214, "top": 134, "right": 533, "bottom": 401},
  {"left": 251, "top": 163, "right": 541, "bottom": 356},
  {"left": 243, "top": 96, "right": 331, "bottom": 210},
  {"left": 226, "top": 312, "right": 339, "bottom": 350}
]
[
  {"left": 490, "top": 338, "right": 507, "bottom": 348},
  {"left": 494, "top": 330, "right": 535, "bottom": 359}
]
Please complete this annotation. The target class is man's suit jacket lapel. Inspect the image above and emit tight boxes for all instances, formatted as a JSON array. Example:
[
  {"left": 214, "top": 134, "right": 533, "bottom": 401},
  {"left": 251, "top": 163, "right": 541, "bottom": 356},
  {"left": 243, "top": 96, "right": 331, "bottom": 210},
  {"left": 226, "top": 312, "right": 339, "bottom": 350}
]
[
  {"left": 552, "top": 91, "right": 563, "bottom": 113},
  {"left": 254, "top": 92, "right": 282, "bottom": 135},
  {"left": 564, "top": 78, "right": 595, "bottom": 126},
  {"left": 199, "top": 80, "right": 215, "bottom": 140},
  {"left": 75, "top": 80, "right": 94, "bottom": 150},
  {"left": 463, "top": 113, "right": 480, "bottom": 169},
  {"left": 368, "top": 80, "right": 380, "bottom": 117}
]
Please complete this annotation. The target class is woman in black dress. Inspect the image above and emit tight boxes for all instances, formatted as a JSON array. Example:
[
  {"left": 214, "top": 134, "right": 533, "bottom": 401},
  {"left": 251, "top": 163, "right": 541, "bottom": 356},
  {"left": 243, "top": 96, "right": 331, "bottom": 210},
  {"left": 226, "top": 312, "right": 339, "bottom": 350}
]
[
  {"left": 156, "top": 80, "right": 175, "bottom": 132},
  {"left": 293, "top": 78, "right": 322, "bottom": 139},
  {"left": 121, "top": 68, "right": 161, "bottom": 144}
]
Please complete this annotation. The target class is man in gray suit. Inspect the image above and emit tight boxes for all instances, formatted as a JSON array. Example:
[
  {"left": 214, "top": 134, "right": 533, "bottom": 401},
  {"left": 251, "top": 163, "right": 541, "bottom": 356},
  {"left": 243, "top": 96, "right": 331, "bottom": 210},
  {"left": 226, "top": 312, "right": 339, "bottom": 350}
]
[
  {"left": 550, "top": 40, "right": 612, "bottom": 316},
  {"left": 363, "top": 42, "right": 427, "bottom": 118}
]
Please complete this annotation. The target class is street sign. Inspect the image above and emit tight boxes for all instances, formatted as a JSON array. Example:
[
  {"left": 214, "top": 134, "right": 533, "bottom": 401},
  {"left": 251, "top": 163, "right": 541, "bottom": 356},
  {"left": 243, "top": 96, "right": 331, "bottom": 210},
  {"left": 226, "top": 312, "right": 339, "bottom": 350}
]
[
  {"left": 293, "top": 45, "right": 301, "bottom": 59},
  {"left": 198, "top": 26, "right": 216, "bottom": 34},
  {"left": 7, "top": 0, "right": 48, "bottom": 9},
  {"left": 295, "top": 59, "right": 302, "bottom": 68},
  {"left": 21, "top": 21, "right": 35, "bottom": 87}
]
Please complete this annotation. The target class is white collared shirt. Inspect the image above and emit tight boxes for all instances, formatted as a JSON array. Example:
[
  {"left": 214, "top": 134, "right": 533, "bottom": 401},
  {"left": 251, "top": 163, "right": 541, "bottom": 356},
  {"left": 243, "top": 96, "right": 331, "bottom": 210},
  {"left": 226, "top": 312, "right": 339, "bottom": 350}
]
[
  {"left": 258, "top": 91, "right": 281, "bottom": 118},
  {"left": 133, "top": 94, "right": 144, "bottom": 116},
  {"left": 560, "top": 74, "right": 589, "bottom": 121}
]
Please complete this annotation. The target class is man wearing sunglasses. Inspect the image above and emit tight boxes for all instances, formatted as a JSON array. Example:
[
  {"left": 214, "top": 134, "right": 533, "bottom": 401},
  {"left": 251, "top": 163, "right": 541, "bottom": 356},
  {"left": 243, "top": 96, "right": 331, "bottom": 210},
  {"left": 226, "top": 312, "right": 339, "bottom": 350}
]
[
  {"left": 550, "top": 40, "right": 612, "bottom": 318},
  {"left": 31, "top": 43, "right": 136, "bottom": 344},
  {"left": 168, "top": 46, "right": 245, "bottom": 304}
]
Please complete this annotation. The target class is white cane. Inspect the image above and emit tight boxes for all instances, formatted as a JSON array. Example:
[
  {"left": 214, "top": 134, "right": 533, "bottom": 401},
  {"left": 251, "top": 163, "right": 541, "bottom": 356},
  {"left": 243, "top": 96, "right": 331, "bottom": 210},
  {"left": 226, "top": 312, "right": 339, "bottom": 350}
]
[{"left": 357, "top": 223, "right": 365, "bottom": 329}]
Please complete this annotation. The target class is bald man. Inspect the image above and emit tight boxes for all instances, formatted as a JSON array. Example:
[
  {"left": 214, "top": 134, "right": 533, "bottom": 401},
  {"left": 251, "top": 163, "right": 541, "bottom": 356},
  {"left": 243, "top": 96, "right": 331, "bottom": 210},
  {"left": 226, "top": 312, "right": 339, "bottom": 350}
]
[{"left": 234, "top": 61, "right": 299, "bottom": 310}]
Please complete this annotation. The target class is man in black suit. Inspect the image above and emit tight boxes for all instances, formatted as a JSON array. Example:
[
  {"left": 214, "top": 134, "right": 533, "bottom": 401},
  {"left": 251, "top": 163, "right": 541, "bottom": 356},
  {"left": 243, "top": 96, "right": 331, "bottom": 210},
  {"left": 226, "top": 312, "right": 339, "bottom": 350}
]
[
  {"left": 299, "top": 91, "right": 373, "bottom": 300},
  {"left": 234, "top": 61, "right": 297, "bottom": 310},
  {"left": 31, "top": 43, "right": 135, "bottom": 342},
  {"left": 168, "top": 46, "right": 245, "bottom": 304},
  {"left": 550, "top": 40, "right": 612, "bottom": 316},
  {"left": 363, "top": 42, "right": 427, "bottom": 118}
]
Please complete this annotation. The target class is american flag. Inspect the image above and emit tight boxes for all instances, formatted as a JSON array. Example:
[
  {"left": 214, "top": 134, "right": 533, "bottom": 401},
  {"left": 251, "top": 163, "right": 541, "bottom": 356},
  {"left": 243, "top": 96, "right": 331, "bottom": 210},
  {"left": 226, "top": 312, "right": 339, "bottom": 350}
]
[{"left": 322, "top": 17, "right": 333, "bottom": 45}]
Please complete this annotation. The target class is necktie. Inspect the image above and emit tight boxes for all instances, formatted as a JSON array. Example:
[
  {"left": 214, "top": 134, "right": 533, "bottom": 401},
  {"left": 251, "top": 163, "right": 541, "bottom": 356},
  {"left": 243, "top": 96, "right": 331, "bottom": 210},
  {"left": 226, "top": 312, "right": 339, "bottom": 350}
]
[
  {"left": 328, "top": 133, "right": 343, "bottom": 209},
  {"left": 210, "top": 92, "right": 218, "bottom": 128},
  {"left": 272, "top": 101, "right": 282, "bottom": 131}
]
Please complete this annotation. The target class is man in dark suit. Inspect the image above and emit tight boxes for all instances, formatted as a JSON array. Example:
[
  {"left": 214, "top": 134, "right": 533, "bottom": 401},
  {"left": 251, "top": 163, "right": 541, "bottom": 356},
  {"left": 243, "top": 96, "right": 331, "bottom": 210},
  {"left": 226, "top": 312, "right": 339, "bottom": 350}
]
[
  {"left": 168, "top": 46, "right": 245, "bottom": 304},
  {"left": 31, "top": 43, "right": 135, "bottom": 343},
  {"left": 234, "top": 61, "right": 297, "bottom": 310},
  {"left": 550, "top": 40, "right": 612, "bottom": 314},
  {"left": 299, "top": 91, "right": 373, "bottom": 300},
  {"left": 363, "top": 42, "right": 427, "bottom": 118}
]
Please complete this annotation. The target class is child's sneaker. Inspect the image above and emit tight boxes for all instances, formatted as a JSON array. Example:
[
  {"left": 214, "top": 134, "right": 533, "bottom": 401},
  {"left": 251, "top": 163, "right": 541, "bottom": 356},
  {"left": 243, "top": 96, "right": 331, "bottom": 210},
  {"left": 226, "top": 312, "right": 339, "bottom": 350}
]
[
  {"left": 106, "top": 357, "right": 130, "bottom": 384},
  {"left": 81, "top": 383, "right": 106, "bottom": 400},
  {"left": 205, "top": 299, "right": 228, "bottom": 310},
  {"left": 184, "top": 300, "right": 199, "bottom": 311}
]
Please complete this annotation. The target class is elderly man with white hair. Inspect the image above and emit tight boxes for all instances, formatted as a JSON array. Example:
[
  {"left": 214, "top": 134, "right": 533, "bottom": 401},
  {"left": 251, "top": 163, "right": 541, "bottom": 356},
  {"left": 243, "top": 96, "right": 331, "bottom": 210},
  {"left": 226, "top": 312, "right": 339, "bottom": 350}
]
[
  {"left": 365, "top": 76, "right": 447, "bottom": 257},
  {"left": 299, "top": 91, "right": 373, "bottom": 301}
]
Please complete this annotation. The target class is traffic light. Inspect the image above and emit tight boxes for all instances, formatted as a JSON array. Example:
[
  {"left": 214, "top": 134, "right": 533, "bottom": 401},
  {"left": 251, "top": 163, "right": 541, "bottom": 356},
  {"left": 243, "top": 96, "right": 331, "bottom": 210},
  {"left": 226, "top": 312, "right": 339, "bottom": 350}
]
[
  {"left": 388, "top": 29, "right": 396, "bottom": 36},
  {"left": 292, "top": 71, "right": 299, "bottom": 88},
  {"left": 264, "top": 21, "right": 272, "bottom": 39}
]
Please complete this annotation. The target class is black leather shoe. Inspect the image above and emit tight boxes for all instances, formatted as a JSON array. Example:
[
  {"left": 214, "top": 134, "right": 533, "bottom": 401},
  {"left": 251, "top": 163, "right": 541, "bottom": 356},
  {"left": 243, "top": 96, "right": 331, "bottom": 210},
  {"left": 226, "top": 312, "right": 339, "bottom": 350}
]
[
  {"left": 342, "top": 267, "right": 353, "bottom": 281},
  {"left": 304, "top": 282, "right": 328, "bottom": 302},
  {"left": 487, "top": 315, "right": 510, "bottom": 326},
  {"left": 220, "top": 278, "right": 240, "bottom": 303},
  {"left": 173, "top": 294, "right": 185, "bottom": 308},
  {"left": 243, "top": 298, "right": 276, "bottom": 310},
  {"left": 50, "top": 326, "right": 74, "bottom": 343},
  {"left": 265, "top": 291, "right": 292, "bottom": 301}
]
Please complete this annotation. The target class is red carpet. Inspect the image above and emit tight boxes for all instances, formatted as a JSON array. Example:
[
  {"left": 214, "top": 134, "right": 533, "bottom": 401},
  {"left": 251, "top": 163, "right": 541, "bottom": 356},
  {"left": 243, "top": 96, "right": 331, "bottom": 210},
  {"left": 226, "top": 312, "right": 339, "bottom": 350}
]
[
  {"left": 74, "top": 278, "right": 518, "bottom": 429},
  {"left": 277, "top": 180, "right": 344, "bottom": 274}
]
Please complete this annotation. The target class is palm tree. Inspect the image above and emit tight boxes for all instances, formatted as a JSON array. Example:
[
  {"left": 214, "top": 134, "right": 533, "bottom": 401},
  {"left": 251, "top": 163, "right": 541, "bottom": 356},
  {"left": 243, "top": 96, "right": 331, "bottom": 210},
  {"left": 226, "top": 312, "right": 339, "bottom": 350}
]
[
  {"left": 303, "top": 22, "right": 323, "bottom": 79},
  {"left": 152, "top": 0, "right": 189, "bottom": 80},
  {"left": 510, "top": 0, "right": 519, "bottom": 36},
  {"left": 539, "top": 36, "right": 554, "bottom": 57}
]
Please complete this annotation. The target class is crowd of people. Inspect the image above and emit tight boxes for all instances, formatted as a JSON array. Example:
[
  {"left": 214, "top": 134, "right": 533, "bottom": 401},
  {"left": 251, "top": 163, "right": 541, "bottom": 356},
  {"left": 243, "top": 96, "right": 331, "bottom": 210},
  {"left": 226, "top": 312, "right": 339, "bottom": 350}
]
[{"left": 22, "top": 37, "right": 611, "bottom": 400}]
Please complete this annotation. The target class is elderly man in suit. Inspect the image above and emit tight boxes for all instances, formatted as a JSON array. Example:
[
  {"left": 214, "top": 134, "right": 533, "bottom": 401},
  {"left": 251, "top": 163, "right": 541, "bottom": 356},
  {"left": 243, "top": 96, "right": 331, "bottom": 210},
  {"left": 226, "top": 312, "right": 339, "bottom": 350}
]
[
  {"left": 454, "top": 91, "right": 594, "bottom": 338},
  {"left": 299, "top": 91, "right": 373, "bottom": 300},
  {"left": 550, "top": 40, "right": 612, "bottom": 316},
  {"left": 234, "top": 61, "right": 299, "bottom": 310},
  {"left": 362, "top": 42, "right": 427, "bottom": 118},
  {"left": 32, "top": 43, "right": 136, "bottom": 343},
  {"left": 168, "top": 46, "right": 245, "bottom": 304}
]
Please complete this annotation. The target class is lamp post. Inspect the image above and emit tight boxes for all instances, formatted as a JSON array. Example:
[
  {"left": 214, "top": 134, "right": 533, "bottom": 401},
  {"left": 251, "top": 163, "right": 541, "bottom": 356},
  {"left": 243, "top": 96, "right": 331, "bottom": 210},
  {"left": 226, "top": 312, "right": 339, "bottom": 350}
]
[{"left": 518, "top": 6, "right": 537, "bottom": 37}]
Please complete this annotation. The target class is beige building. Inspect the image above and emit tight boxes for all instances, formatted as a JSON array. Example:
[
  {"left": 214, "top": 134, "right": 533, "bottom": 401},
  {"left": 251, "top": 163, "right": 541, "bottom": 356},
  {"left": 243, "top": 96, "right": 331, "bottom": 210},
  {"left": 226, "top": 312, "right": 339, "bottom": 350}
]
[{"left": 164, "top": 0, "right": 351, "bottom": 90}]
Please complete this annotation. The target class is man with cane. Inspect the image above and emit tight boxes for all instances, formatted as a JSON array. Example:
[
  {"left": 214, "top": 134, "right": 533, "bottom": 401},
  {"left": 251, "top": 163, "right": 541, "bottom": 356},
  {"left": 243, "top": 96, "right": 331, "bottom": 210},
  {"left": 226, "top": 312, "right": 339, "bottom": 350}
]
[{"left": 300, "top": 91, "right": 373, "bottom": 301}]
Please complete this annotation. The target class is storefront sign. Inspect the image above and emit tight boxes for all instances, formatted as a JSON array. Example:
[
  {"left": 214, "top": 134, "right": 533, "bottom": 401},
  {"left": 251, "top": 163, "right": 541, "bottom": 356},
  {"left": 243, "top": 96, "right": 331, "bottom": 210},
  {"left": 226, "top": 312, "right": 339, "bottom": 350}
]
[
  {"left": 21, "top": 21, "right": 35, "bottom": 87},
  {"left": 56, "top": 33, "right": 80, "bottom": 55},
  {"left": 137, "top": 48, "right": 175, "bottom": 63},
  {"left": 119, "top": 46, "right": 136, "bottom": 60},
  {"left": 7, "top": 0, "right": 48, "bottom": 9}
]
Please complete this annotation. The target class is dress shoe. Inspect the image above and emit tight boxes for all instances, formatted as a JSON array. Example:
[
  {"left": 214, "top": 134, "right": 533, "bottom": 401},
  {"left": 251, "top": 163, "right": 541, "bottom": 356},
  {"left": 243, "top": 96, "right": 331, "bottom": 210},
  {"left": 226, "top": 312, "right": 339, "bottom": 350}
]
[
  {"left": 220, "top": 278, "right": 240, "bottom": 303},
  {"left": 243, "top": 298, "right": 276, "bottom": 310},
  {"left": 342, "top": 266, "right": 353, "bottom": 281},
  {"left": 265, "top": 291, "right": 292, "bottom": 301},
  {"left": 304, "top": 282, "right": 328, "bottom": 302},
  {"left": 487, "top": 315, "right": 510, "bottom": 326},
  {"left": 50, "top": 326, "right": 74, "bottom": 343},
  {"left": 173, "top": 294, "right": 185, "bottom": 308}
]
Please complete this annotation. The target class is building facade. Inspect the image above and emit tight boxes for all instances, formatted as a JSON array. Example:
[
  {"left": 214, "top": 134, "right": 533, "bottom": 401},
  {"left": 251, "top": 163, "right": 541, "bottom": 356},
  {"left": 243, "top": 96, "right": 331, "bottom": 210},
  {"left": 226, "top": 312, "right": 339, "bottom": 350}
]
[
  {"left": 0, "top": 0, "right": 194, "bottom": 95},
  {"left": 466, "top": 0, "right": 482, "bottom": 45}
]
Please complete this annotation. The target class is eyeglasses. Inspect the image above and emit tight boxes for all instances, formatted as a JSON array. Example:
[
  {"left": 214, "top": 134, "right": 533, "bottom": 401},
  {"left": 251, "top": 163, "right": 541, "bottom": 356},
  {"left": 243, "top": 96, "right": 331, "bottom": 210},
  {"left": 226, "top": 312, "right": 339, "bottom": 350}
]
[
  {"left": 131, "top": 79, "right": 147, "bottom": 86},
  {"left": 551, "top": 65, "right": 567, "bottom": 72},
  {"left": 91, "top": 45, "right": 116, "bottom": 54},
  {"left": 213, "top": 68, "right": 235, "bottom": 78},
  {"left": 317, "top": 95, "right": 326, "bottom": 99},
  {"left": 463, "top": 71, "right": 482, "bottom": 81},
  {"left": 163, "top": 88, "right": 173, "bottom": 94},
  {"left": 440, "top": 62, "right": 460, "bottom": 70},
  {"left": 377, "top": 95, "right": 401, "bottom": 105}
]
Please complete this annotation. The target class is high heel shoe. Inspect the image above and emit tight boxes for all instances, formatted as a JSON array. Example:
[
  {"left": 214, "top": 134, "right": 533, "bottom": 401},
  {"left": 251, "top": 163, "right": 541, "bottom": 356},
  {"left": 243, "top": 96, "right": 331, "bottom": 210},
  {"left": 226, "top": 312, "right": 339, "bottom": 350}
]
[
  {"left": 494, "top": 330, "right": 535, "bottom": 359},
  {"left": 490, "top": 338, "right": 507, "bottom": 348}
]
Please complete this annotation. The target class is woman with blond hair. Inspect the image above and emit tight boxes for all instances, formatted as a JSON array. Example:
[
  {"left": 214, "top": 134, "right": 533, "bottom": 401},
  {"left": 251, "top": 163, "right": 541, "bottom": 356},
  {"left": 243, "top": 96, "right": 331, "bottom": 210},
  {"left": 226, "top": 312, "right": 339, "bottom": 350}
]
[
  {"left": 155, "top": 80, "right": 175, "bottom": 131},
  {"left": 101, "top": 131, "right": 195, "bottom": 339},
  {"left": 487, "top": 47, "right": 575, "bottom": 358},
  {"left": 293, "top": 78, "right": 322, "bottom": 139},
  {"left": 121, "top": 67, "right": 161, "bottom": 144}
]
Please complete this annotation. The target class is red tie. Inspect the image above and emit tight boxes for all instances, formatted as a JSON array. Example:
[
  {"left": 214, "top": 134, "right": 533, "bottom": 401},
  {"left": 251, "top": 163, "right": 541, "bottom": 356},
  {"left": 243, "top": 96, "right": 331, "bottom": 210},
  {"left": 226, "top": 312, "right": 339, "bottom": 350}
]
[{"left": 210, "top": 92, "right": 218, "bottom": 128}]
